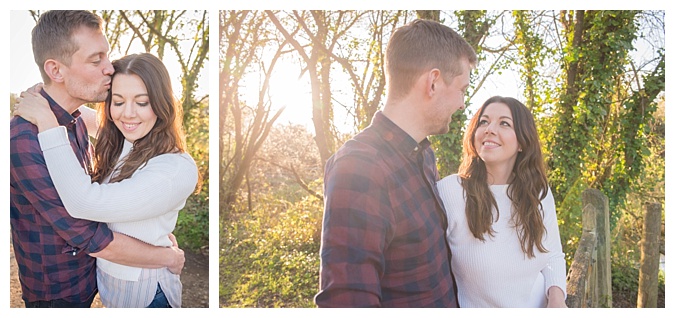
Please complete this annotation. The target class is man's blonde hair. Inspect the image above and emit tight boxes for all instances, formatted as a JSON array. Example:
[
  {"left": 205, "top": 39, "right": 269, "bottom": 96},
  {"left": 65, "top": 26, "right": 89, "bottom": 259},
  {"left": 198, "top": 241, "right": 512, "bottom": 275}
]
[{"left": 385, "top": 19, "right": 477, "bottom": 100}]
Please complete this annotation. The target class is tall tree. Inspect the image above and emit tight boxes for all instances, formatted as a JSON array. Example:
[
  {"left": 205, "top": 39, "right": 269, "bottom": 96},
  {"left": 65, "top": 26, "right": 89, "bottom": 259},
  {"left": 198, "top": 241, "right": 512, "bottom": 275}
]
[
  {"left": 549, "top": 11, "right": 640, "bottom": 209},
  {"left": 220, "top": 11, "right": 286, "bottom": 218},
  {"left": 332, "top": 10, "right": 408, "bottom": 131},
  {"left": 267, "top": 10, "right": 375, "bottom": 166},
  {"left": 513, "top": 10, "right": 553, "bottom": 113},
  {"left": 98, "top": 10, "right": 209, "bottom": 127},
  {"left": 430, "top": 10, "right": 505, "bottom": 176}
]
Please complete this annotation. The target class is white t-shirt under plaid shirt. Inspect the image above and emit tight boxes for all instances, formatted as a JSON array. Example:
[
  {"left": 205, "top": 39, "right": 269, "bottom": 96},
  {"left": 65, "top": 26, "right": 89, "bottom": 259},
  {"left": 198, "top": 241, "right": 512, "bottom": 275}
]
[{"left": 38, "top": 127, "right": 199, "bottom": 307}]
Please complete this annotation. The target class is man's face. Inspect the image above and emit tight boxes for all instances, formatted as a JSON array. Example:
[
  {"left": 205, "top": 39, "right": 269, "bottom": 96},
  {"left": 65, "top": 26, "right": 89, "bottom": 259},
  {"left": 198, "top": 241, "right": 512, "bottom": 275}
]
[
  {"left": 427, "top": 59, "right": 471, "bottom": 135},
  {"left": 59, "top": 26, "right": 114, "bottom": 105}
]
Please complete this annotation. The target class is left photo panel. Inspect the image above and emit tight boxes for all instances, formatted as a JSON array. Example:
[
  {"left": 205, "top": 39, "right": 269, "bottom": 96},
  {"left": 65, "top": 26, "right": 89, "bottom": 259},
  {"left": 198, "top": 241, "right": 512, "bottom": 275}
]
[{"left": 9, "top": 10, "right": 209, "bottom": 308}]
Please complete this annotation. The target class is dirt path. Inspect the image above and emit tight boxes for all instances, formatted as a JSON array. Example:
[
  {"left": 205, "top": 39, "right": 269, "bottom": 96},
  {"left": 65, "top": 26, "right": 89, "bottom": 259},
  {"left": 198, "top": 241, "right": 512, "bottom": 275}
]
[{"left": 9, "top": 241, "right": 209, "bottom": 308}]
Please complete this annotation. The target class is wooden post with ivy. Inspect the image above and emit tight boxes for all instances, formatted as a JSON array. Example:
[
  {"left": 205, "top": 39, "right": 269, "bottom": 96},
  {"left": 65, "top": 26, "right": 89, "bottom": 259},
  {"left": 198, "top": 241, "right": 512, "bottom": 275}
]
[
  {"left": 637, "top": 202, "right": 661, "bottom": 308},
  {"left": 584, "top": 189, "right": 612, "bottom": 307},
  {"left": 566, "top": 189, "right": 612, "bottom": 307},
  {"left": 566, "top": 191, "right": 598, "bottom": 308}
]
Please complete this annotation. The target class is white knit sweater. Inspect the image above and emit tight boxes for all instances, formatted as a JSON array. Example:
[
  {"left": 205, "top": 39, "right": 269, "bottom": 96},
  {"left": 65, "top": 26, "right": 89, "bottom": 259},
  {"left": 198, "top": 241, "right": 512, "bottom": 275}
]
[
  {"left": 38, "top": 126, "right": 198, "bottom": 281},
  {"left": 437, "top": 174, "right": 566, "bottom": 308}
]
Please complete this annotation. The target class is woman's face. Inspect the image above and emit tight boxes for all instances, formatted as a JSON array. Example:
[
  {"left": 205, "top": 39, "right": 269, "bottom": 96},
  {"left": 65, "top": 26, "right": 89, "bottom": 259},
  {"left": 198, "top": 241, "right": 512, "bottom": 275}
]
[
  {"left": 110, "top": 73, "right": 157, "bottom": 142},
  {"left": 473, "top": 102, "right": 520, "bottom": 170}
]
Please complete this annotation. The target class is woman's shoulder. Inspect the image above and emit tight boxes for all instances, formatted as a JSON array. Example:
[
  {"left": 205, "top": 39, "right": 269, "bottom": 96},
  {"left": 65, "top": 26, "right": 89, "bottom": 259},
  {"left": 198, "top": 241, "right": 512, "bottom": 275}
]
[
  {"left": 144, "top": 151, "right": 198, "bottom": 173},
  {"left": 437, "top": 174, "right": 463, "bottom": 199},
  {"left": 437, "top": 174, "right": 462, "bottom": 188}
]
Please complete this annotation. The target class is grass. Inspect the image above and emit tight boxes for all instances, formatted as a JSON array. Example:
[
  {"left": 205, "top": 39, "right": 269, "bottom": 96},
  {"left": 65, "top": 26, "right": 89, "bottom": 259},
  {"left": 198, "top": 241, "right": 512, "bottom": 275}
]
[{"left": 220, "top": 194, "right": 322, "bottom": 308}]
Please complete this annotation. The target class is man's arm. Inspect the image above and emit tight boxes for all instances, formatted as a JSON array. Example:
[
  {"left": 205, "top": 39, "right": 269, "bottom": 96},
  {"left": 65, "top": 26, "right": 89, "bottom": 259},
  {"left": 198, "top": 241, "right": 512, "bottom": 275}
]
[
  {"left": 91, "top": 232, "right": 185, "bottom": 274},
  {"left": 547, "top": 286, "right": 567, "bottom": 308},
  {"left": 315, "top": 153, "right": 392, "bottom": 307}
]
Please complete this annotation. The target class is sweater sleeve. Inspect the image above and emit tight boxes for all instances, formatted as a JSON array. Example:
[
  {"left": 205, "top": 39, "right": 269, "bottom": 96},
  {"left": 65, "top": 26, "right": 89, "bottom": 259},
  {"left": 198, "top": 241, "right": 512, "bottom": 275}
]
[
  {"left": 38, "top": 126, "right": 199, "bottom": 223},
  {"left": 539, "top": 188, "right": 567, "bottom": 298}
]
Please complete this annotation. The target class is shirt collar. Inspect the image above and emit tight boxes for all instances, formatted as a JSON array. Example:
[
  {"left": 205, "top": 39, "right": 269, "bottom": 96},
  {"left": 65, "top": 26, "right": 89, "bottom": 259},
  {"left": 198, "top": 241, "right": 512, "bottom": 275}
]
[
  {"left": 40, "top": 89, "right": 82, "bottom": 127},
  {"left": 372, "top": 111, "right": 431, "bottom": 158}
]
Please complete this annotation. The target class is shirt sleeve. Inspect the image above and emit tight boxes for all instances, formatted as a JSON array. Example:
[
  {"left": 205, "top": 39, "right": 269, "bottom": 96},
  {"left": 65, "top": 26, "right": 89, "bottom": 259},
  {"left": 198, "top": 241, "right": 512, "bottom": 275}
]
[
  {"left": 540, "top": 188, "right": 567, "bottom": 298},
  {"left": 38, "top": 126, "right": 199, "bottom": 223},
  {"left": 10, "top": 128, "right": 113, "bottom": 254},
  {"left": 314, "top": 152, "right": 394, "bottom": 308}
]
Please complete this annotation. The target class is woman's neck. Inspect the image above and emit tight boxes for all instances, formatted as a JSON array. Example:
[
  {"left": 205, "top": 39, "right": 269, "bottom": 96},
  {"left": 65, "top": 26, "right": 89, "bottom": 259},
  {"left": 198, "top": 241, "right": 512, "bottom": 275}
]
[{"left": 485, "top": 164, "right": 514, "bottom": 185}]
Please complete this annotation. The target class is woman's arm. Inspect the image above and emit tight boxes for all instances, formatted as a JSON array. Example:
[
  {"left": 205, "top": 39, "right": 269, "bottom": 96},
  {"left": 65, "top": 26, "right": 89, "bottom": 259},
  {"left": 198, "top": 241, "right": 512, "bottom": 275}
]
[
  {"left": 13, "top": 87, "right": 58, "bottom": 132},
  {"left": 14, "top": 84, "right": 98, "bottom": 137},
  {"left": 37, "top": 126, "right": 199, "bottom": 223},
  {"left": 540, "top": 188, "right": 568, "bottom": 308}
]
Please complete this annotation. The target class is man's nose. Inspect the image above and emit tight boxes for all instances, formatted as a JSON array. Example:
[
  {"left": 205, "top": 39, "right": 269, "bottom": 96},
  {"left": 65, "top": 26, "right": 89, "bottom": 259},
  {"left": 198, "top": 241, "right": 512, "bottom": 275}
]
[{"left": 102, "top": 59, "right": 114, "bottom": 76}]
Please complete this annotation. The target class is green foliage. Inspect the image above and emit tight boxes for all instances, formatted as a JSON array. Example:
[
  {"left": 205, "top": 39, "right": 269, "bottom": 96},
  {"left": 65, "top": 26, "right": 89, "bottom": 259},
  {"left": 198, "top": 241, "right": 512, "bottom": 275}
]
[
  {"left": 174, "top": 99, "right": 209, "bottom": 250},
  {"left": 433, "top": 10, "right": 494, "bottom": 176},
  {"left": 611, "top": 259, "right": 640, "bottom": 293},
  {"left": 431, "top": 116, "right": 465, "bottom": 177},
  {"left": 555, "top": 177, "right": 588, "bottom": 267},
  {"left": 602, "top": 52, "right": 664, "bottom": 221},
  {"left": 512, "top": 10, "right": 554, "bottom": 114},
  {"left": 611, "top": 255, "right": 666, "bottom": 307},
  {"left": 176, "top": 190, "right": 209, "bottom": 251},
  {"left": 549, "top": 10, "right": 639, "bottom": 208},
  {"left": 220, "top": 194, "right": 322, "bottom": 307},
  {"left": 610, "top": 98, "right": 665, "bottom": 296}
]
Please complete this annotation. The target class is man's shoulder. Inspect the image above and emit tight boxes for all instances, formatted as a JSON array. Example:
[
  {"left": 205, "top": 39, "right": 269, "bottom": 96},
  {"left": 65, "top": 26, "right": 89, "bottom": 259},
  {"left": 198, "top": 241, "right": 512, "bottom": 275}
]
[
  {"left": 333, "top": 127, "right": 386, "bottom": 160},
  {"left": 10, "top": 116, "right": 39, "bottom": 139},
  {"left": 329, "top": 140, "right": 383, "bottom": 176}
]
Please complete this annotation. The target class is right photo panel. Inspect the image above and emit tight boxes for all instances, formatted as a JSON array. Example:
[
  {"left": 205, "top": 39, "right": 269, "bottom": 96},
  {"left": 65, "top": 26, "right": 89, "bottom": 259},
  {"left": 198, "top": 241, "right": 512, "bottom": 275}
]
[{"left": 219, "top": 10, "right": 666, "bottom": 308}]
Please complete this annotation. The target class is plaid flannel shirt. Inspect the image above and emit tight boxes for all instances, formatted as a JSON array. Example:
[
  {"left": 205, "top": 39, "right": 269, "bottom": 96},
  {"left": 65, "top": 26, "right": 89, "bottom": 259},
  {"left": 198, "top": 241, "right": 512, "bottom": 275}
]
[
  {"left": 9, "top": 90, "right": 113, "bottom": 303},
  {"left": 315, "top": 111, "right": 458, "bottom": 308}
]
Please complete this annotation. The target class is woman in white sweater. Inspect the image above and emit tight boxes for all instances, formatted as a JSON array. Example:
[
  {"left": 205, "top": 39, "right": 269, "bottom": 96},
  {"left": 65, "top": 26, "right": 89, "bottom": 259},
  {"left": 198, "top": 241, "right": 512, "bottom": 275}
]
[
  {"left": 15, "top": 53, "right": 199, "bottom": 308},
  {"left": 437, "top": 96, "right": 567, "bottom": 308}
]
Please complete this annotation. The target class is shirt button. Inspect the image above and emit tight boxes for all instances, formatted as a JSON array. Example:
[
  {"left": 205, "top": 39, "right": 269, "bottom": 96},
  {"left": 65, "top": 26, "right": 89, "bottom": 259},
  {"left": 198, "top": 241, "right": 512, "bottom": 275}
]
[{"left": 413, "top": 146, "right": 419, "bottom": 152}]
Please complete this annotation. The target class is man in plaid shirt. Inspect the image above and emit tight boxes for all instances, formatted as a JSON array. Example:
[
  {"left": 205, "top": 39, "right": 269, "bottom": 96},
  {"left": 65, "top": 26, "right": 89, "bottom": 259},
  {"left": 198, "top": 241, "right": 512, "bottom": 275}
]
[
  {"left": 315, "top": 19, "right": 477, "bottom": 307},
  {"left": 10, "top": 10, "right": 185, "bottom": 308}
]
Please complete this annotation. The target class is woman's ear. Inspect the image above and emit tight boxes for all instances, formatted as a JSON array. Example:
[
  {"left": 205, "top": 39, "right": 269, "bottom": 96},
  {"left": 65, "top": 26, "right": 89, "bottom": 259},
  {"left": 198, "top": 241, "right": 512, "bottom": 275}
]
[{"left": 43, "top": 59, "right": 65, "bottom": 83}]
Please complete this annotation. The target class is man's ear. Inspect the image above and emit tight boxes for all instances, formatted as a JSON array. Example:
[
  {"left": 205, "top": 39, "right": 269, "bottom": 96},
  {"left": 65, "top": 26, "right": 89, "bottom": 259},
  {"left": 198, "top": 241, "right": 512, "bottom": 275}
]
[
  {"left": 426, "top": 68, "right": 441, "bottom": 97},
  {"left": 43, "top": 59, "right": 65, "bottom": 83}
]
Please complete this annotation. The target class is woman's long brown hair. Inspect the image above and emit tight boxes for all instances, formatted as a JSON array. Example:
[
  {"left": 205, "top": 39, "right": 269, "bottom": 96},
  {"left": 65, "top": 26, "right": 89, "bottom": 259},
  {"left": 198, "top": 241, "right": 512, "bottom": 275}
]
[
  {"left": 92, "top": 53, "right": 185, "bottom": 183},
  {"left": 457, "top": 96, "right": 549, "bottom": 258}
]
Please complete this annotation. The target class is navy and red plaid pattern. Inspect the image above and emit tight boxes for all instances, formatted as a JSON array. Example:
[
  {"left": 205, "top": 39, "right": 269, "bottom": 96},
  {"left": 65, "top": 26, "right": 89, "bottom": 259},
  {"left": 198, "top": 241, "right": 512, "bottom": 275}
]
[
  {"left": 315, "top": 111, "right": 457, "bottom": 308},
  {"left": 9, "top": 90, "right": 113, "bottom": 303}
]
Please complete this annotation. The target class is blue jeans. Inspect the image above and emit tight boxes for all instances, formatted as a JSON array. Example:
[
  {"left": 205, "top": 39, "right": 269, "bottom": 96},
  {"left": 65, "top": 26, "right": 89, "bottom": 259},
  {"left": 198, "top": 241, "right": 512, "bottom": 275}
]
[{"left": 146, "top": 284, "right": 172, "bottom": 308}]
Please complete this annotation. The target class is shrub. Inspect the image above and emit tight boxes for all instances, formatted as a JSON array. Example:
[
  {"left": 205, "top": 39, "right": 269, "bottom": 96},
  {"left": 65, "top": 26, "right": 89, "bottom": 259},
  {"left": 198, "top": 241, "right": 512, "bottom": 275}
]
[{"left": 220, "top": 194, "right": 322, "bottom": 307}]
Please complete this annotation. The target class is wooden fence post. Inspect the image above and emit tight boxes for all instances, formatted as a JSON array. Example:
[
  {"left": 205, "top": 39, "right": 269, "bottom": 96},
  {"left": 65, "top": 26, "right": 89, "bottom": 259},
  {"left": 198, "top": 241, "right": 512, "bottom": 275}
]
[
  {"left": 637, "top": 202, "right": 662, "bottom": 308},
  {"left": 583, "top": 189, "right": 612, "bottom": 307},
  {"left": 566, "top": 192, "right": 598, "bottom": 308}
]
